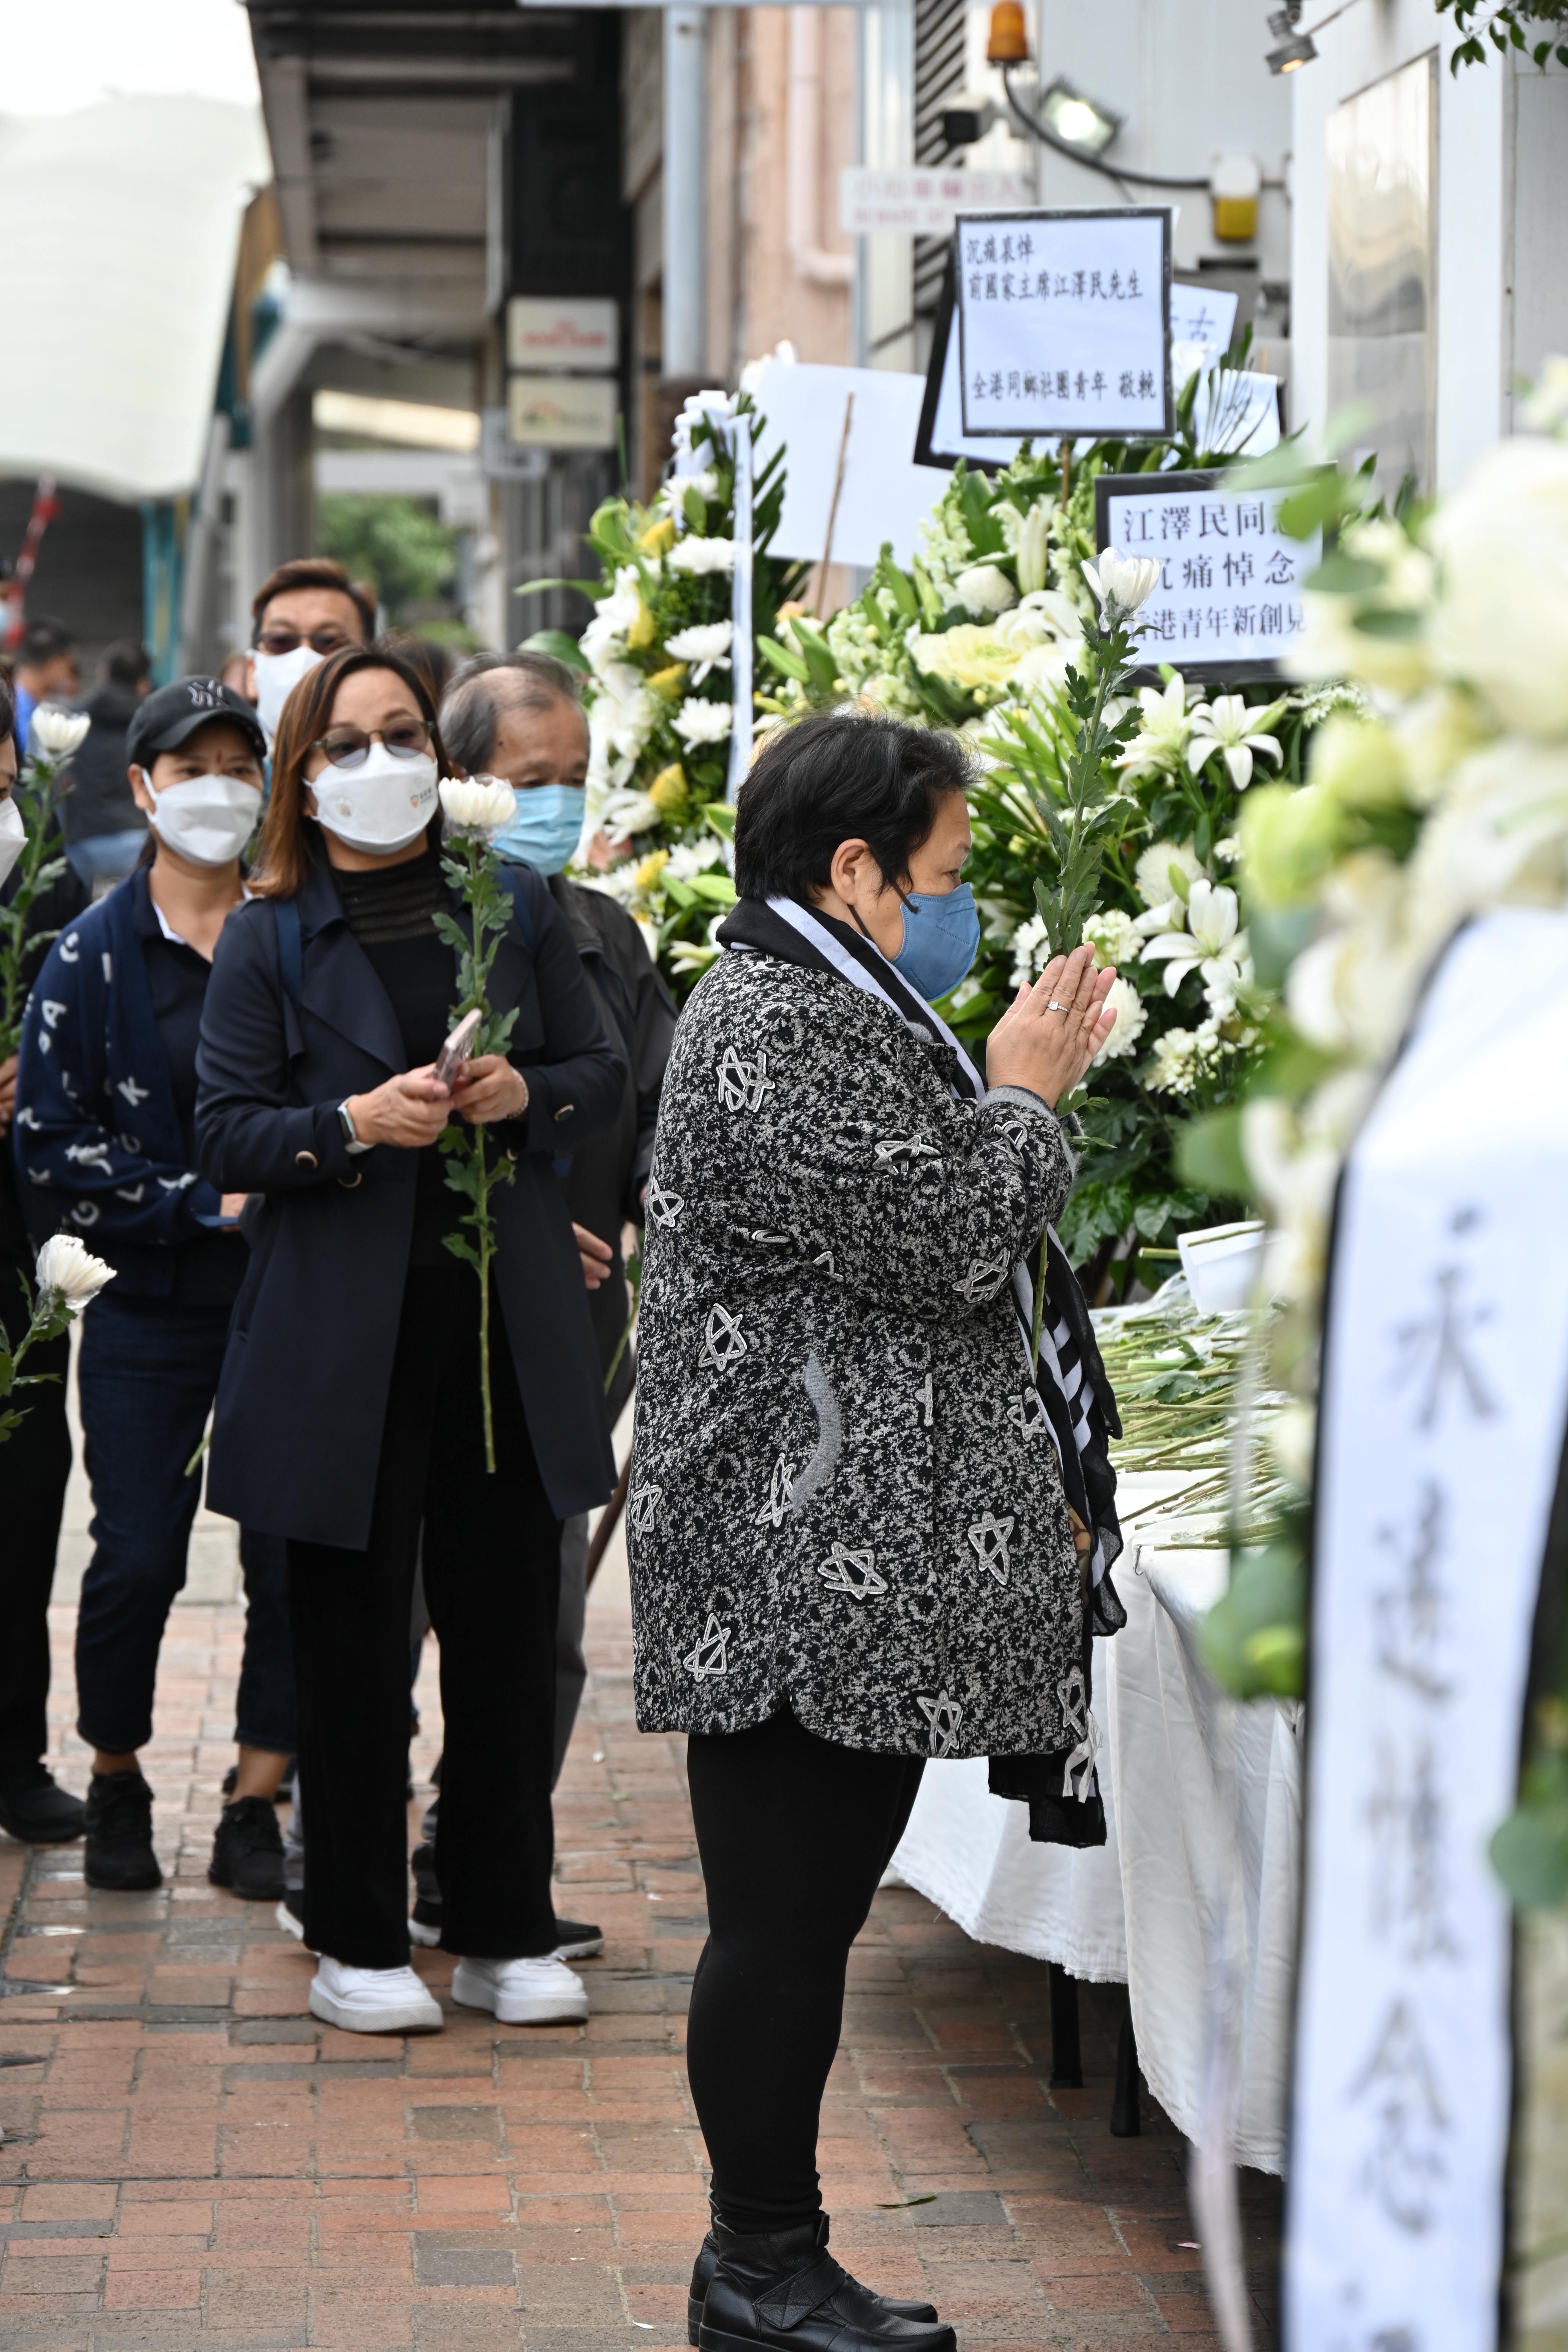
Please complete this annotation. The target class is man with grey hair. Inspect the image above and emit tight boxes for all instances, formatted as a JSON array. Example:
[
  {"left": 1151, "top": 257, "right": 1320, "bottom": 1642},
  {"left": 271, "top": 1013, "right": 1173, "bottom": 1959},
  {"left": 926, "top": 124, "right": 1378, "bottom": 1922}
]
[{"left": 408, "top": 648, "right": 677, "bottom": 1952}]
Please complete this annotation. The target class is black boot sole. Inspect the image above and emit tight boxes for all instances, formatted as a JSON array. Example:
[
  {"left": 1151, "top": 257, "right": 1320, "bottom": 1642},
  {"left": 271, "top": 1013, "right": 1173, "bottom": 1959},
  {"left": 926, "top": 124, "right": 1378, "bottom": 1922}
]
[
  {"left": 208, "top": 1865, "right": 286, "bottom": 1900},
  {"left": 85, "top": 1858, "right": 162, "bottom": 1891},
  {"left": 701, "top": 2331, "right": 954, "bottom": 2352},
  {"left": 0, "top": 1810, "right": 85, "bottom": 1845},
  {"left": 689, "top": 2296, "right": 703, "bottom": 2343}
]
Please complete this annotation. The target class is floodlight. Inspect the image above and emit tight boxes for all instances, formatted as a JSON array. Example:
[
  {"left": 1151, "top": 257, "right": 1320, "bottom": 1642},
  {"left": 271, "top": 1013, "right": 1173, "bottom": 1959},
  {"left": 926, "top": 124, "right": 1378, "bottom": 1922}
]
[{"left": 1036, "top": 76, "right": 1122, "bottom": 157}]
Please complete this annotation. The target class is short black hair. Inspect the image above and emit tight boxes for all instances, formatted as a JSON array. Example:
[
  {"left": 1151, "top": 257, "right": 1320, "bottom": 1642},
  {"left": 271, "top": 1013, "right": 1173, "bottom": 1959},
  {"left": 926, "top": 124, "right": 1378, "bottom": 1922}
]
[
  {"left": 17, "top": 617, "right": 73, "bottom": 666},
  {"left": 441, "top": 650, "right": 585, "bottom": 776},
  {"left": 102, "top": 638, "right": 151, "bottom": 687},
  {"left": 734, "top": 710, "right": 971, "bottom": 902}
]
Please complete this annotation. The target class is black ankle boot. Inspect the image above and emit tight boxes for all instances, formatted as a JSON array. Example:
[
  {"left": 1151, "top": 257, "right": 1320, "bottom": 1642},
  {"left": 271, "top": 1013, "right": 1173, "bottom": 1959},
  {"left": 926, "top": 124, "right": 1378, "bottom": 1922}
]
[
  {"left": 699, "top": 2217, "right": 954, "bottom": 2352},
  {"left": 688, "top": 2215, "right": 936, "bottom": 2345},
  {"left": 84, "top": 1772, "right": 161, "bottom": 1891}
]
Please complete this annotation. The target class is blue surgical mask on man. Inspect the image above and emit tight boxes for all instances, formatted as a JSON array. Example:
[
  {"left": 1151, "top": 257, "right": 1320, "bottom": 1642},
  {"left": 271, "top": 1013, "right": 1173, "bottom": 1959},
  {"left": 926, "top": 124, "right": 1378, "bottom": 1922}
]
[
  {"left": 491, "top": 783, "right": 588, "bottom": 876},
  {"left": 891, "top": 882, "right": 982, "bottom": 1005}
]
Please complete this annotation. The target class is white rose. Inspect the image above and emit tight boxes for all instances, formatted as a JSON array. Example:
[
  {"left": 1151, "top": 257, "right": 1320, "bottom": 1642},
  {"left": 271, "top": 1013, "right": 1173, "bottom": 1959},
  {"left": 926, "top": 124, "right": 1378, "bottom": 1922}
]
[
  {"left": 1426, "top": 434, "right": 1568, "bottom": 739},
  {"left": 671, "top": 697, "right": 734, "bottom": 748},
  {"left": 438, "top": 776, "right": 518, "bottom": 834},
  {"left": 33, "top": 1233, "right": 115, "bottom": 1315},
  {"left": 954, "top": 564, "right": 1018, "bottom": 618},
  {"left": 668, "top": 536, "right": 737, "bottom": 576},
  {"left": 27, "top": 706, "right": 91, "bottom": 760},
  {"left": 1092, "top": 974, "right": 1147, "bottom": 1064}
]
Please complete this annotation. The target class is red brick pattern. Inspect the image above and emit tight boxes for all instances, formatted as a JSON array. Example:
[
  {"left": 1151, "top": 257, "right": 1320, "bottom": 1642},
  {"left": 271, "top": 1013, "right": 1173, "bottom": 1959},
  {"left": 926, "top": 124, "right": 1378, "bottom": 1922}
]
[{"left": 0, "top": 1596, "right": 1280, "bottom": 2347}]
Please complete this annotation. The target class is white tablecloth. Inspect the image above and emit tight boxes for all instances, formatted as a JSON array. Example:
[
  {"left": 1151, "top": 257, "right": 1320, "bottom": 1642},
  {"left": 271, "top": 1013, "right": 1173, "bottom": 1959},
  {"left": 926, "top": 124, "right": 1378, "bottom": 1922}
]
[{"left": 888, "top": 1520, "right": 1303, "bottom": 2173}]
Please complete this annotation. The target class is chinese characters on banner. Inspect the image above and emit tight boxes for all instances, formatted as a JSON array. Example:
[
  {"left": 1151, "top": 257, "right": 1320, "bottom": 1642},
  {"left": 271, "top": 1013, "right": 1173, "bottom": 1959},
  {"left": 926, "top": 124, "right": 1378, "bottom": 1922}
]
[
  {"left": 956, "top": 208, "right": 1171, "bottom": 439},
  {"left": 1092, "top": 469, "right": 1316, "bottom": 676},
  {"left": 1287, "top": 910, "right": 1568, "bottom": 2352}
]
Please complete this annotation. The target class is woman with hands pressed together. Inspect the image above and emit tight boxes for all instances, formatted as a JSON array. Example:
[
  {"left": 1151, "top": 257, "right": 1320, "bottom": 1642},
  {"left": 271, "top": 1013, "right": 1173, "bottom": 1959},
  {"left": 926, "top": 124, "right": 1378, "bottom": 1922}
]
[
  {"left": 627, "top": 711, "right": 1122, "bottom": 2352},
  {"left": 194, "top": 644, "right": 624, "bottom": 2036}
]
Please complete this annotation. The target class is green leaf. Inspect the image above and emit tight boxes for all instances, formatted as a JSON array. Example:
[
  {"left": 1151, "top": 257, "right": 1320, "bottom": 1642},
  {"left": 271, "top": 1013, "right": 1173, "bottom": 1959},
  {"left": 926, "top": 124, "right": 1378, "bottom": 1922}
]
[
  {"left": 689, "top": 874, "right": 737, "bottom": 906},
  {"left": 1200, "top": 1541, "right": 1305, "bottom": 1699},
  {"left": 1303, "top": 551, "right": 1384, "bottom": 594},
  {"left": 520, "top": 628, "right": 590, "bottom": 674},
  {"left": 1174, "top": 1108, "right": 1251, "bottom": 1201},
  {"left": 684, "top": 485, "right": 708, "bottom": 533},
  {"left": 757, "top": 635, "right": 811, "bottom": 684},
  {"left": 1351, "top": 607, "right": 1423, "bottom": 640}
]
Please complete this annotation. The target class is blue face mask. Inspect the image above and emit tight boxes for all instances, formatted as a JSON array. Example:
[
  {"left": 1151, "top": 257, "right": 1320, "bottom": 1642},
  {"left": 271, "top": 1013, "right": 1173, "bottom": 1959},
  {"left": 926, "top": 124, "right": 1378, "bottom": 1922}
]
[
  {"left": 492, "top": 783, "right": 587, "bottom": 876},
  {"left": 892, "top": 881, "right": 981, "bottom": 1005}
]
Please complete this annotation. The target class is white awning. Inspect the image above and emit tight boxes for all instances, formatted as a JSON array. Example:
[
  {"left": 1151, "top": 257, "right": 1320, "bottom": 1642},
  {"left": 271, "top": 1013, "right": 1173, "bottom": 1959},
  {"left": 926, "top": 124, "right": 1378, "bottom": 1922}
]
[{"left": 0, "top": 95, "right": 270, "bottom": 501}]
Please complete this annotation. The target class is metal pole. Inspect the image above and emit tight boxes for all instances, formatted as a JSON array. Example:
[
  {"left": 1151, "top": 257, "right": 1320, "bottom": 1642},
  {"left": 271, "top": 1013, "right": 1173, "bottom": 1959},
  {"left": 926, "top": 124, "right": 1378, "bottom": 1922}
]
[{"left": 662, "top": 6, "right": 708, "bottom": 379}]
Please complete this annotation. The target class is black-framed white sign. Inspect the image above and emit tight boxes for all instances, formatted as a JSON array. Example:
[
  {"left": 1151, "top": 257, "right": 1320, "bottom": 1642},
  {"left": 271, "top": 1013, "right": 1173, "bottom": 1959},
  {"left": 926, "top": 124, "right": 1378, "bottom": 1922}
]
[
  {"left": 956, "top": 207, "right": 1172, "bottom": 442},
  {"left": 1092, "top": 467, "right": 1316, "bottom": 680},
  {"left": 1287, "top": 907, "right": 1568, "bottom": 2352}
]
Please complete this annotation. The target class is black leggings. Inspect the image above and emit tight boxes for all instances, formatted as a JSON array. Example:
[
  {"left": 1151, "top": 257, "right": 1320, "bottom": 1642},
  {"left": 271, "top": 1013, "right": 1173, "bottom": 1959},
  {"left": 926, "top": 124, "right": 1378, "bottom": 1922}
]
[{"left": 686, "top": 1712, "right": 925, "bottom": 2235}]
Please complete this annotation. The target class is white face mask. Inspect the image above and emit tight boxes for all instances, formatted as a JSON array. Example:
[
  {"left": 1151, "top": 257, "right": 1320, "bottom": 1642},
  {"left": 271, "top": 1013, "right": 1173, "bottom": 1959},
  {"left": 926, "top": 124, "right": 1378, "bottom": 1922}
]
[
  {"left": 142, "top": 772, "right": 262, "bottom": 869},
  {"left": 253, "top": 642, "right": 324, "bottom": 742},
  {"left": 0, "top": 793, "right": 24, "bottom": 890},
  {"left": 309, "top": 744, "right": 439, "bottom": 856}
]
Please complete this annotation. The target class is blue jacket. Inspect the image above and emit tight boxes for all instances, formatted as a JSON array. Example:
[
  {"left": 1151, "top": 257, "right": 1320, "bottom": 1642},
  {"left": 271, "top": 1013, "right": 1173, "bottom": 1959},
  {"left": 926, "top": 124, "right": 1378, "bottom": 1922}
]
[
  {"left": 193, "top": 847, "right": 625, "bottom": 1548},
  {"left": 13, "top": 867, "right": 228, "bottom": 1295}
]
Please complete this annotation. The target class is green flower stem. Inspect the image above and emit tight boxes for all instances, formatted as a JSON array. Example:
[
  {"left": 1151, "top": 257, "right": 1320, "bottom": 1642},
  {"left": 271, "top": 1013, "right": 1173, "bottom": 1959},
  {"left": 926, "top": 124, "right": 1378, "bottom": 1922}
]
[{"left": 0, "top": 1273, "right": 73, "bottom": 1448}]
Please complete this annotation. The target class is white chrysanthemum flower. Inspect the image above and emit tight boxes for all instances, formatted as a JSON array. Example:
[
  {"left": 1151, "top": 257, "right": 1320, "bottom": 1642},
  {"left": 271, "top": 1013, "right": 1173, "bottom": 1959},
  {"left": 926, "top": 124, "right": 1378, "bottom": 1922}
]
[
  {"left": 599, "top": 788, "right": 662, "bottom": 841},
  {"left": 671, "top": 697, "right": 734, "bottom": 748},
  {"left": 667, "top": 535, "right": 737, "bottom": 576},
  {"left": 439, "top": 776, "right": 518, "bottom": 834},
  {"left": 1186, "top": 692, "right": 1285, "bottom": 790},
  {"left": 1143, "top": 1026, "right": 1203, "bottom": 1096},
  {"left": 1212, "top": 836, "right": 1240, "bottom": 865},
  {"left": 34, "top": 1233, "right": 115, "bottom": 1314},
  {"left": 27, "top": 706, "right": 92, "bottom": 760},
  {"left": 662, "top": 620, "right": 733, "bottom": 683},
  {"left": 1081, "top": 908, "right": 1141, "bottom": 966},
  {"left": 1092, "top": 974, "right": 1147, "bottom": 1064},
  {"left": 1007, "top": 912, "right": 1051, "bottom": 989},
  {"left": 1081, "top": 548, "right": 1161, "bottom": 624},
  {"left": 954, "top": 563, "right": 1018, "bottom": 618},
  {"left": 580, "top": 566, "right": 643, "bottom": 678},
  {"left": 1116, "top": 674, "right": 1191, "bottom": 779},
  {"left": 1133, "top": 838, "right": 1204, "bottom": 911}
]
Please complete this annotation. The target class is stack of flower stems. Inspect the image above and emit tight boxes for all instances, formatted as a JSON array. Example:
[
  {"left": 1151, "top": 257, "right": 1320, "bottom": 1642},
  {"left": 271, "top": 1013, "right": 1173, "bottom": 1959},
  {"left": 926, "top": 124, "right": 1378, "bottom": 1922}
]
[{"left": 1091, "top": 1287, "right": 1288, "bottom": 1547}]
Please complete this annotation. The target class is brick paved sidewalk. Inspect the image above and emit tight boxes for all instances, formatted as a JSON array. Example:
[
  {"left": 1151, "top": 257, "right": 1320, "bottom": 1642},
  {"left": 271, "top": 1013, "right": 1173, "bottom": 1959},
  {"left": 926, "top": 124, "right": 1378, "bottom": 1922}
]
[{"left": 0, "top": 1581, "right": 1280, "bottom": 2350}]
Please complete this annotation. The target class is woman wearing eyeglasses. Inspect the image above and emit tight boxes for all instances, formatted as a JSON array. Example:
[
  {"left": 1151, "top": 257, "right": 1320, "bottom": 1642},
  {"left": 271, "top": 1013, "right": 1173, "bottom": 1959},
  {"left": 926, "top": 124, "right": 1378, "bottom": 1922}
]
[{"left": 194, "top": 643, "right": 624, "bottom": 2035}]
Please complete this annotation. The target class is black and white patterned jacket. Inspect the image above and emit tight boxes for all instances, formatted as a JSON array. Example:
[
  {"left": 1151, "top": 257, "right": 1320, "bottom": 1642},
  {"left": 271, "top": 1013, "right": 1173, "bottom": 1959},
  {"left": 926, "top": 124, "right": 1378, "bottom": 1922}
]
[{"left": 626, "top": 908, "right": 1087, "bottom": 1760}]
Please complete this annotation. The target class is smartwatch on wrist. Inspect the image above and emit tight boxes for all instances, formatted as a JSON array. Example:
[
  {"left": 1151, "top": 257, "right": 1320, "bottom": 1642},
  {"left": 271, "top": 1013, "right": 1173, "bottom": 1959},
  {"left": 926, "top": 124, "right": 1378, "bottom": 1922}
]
[{"left": 337, "top": 1099, "right": 371, "bottom": 1155}]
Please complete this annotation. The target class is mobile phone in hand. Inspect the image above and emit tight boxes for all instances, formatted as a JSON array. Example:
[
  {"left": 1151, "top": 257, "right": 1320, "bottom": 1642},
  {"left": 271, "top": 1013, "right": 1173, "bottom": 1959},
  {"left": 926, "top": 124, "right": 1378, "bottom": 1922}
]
[{"left": 434, "top": 1007, "right": 482, "bottom": 1087}]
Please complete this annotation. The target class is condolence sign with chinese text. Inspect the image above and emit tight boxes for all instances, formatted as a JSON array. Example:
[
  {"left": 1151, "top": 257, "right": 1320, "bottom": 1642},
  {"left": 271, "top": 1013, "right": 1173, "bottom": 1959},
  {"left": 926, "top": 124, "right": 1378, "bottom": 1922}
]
[
  {"left": 1287, "top": 908, "right": 1568, "bottom": 2352},
  {"left": 956, "top": 208, "right": 1171, "bottom": 440},
  {"left": 1092, "top": 468, "right": 1317, "bottom": 679}
]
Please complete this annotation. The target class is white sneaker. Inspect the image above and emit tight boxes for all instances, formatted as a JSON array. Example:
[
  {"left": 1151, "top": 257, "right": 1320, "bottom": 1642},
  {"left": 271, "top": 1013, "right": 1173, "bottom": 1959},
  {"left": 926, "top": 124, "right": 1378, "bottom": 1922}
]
[
  {"left": 451, "top": 1952, "right": 589, "bottom": 2026},
  {"left": 275, "top": 1894, "right": 315, "bottom": 1950},
  {"left": 308, "top": 1955, "right": 443, "bottom": 2034},
  {"left": 408, "top": 1914, "right": 442, "bottom": 1949}
]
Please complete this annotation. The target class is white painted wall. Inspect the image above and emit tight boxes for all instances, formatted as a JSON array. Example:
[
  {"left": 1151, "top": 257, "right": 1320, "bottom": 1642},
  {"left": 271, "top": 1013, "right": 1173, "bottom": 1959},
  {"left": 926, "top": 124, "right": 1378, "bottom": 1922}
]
[{"left": 1293, "top": 5, "right": 1568, "bottom": 488}]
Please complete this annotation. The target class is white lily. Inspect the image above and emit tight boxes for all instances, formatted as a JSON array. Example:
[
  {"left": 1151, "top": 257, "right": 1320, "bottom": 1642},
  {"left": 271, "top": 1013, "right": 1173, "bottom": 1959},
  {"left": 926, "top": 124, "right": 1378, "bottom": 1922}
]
[
  {"left": 1081, "top": 548, "right": 1161, "bottom": 625},
  {"left": 33, "top": 1233, "right": 115, "bottom": 1315},
  {"left": 662, "top": 620, "right": 733, "bottom": 684},
  {"left": 1186, "top": 692, "right": 1285, "bottom": 790},
  {"left": 1116, "top": 674, "right": 1192, "bottom": 779},
  {"left": 27, "top": 706, "right": 91, "bottom": 760},
  {"left": 670, "top": 697, "right": 734, "bottom": 748},
  {"left": 439, "top": 776, "right": 518, "bottom": 835},
  {"left": 599, "top": 787, "right": 662, "bottom": 842},
  {"left": 1140, "top": 879, "right": 1249, "bottom": 1001}
]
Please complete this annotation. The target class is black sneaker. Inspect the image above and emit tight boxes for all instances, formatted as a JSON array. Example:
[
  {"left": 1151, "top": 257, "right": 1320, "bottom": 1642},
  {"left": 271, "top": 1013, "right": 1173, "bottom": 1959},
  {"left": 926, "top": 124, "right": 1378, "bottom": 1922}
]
[
  {"left": 0, "top": 1763, "right": 86, "bottom": 1845},
  {"left": 687, "top": 2214, "right": 937, "bottom": 2347},
  {"left": 555, "top": 1918, "right": 605, "bottom": 1959},
  {"left": 84, "top": 1772, "right": 161, "bottom": 1890},
  {"left": 209, "top": 1796, "right": 286, "bottom": 1900}
]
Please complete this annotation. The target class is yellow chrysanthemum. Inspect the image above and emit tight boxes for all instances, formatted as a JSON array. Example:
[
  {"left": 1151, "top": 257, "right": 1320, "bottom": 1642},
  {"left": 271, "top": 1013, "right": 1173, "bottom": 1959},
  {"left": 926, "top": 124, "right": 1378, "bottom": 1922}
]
[{"left": 648, "top": 763, "right": 689, "bottom": 812}]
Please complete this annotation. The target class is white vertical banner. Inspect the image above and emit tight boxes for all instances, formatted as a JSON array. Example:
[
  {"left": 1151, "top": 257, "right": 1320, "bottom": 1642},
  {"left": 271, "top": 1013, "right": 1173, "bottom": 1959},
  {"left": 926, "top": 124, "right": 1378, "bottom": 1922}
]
[
  {"left": 1288, "top": 910, "right": 1568, "bottom": 2350},
  {"left": 726, "top": 414, "right": 754, "bottom": 804}
]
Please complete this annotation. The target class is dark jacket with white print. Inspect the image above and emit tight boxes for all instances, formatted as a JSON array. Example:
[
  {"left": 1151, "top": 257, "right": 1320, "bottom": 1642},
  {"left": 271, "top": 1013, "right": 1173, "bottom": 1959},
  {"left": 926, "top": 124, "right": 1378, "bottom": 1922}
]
[{"left": 626, "top": 944, "right": 1085, "bottom": 1758}]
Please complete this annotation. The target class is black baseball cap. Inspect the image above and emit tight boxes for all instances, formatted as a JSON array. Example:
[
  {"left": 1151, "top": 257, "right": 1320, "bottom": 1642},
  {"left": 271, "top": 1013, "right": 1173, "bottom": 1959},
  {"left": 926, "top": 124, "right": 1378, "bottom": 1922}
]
[{"left": 126, "top": 676, "right": 267, "bottom": 771}]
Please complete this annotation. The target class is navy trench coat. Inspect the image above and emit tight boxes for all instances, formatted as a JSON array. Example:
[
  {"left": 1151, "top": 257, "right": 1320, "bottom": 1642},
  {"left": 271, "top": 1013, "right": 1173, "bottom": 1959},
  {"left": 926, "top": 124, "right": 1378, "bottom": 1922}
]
[{"left": 194, "top": 848, "right": 624, "bottom": 1549}]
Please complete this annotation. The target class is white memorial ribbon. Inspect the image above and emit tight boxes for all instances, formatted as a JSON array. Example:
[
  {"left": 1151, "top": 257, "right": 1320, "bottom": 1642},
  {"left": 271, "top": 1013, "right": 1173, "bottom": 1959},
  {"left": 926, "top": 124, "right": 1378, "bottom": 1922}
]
[
  {"left": 1287, "top": 910, "right": 1568, "bottom": 2350},
  {"left": 726, "top": 411, "right": 754, "bottom": 805}
]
